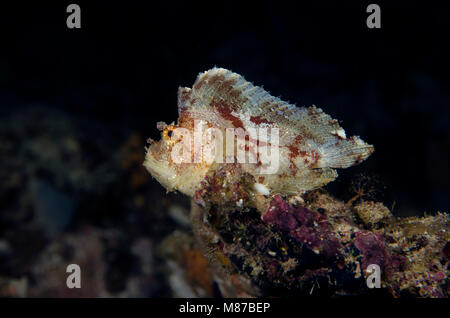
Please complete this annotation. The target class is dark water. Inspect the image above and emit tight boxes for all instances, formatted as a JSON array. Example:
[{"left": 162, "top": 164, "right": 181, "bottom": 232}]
[{"left": 0, "top": 1, "right": 448, "bottom": 296}]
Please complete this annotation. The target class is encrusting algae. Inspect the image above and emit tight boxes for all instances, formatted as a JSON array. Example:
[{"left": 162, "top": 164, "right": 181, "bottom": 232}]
[{"left": 144, "top": 68, "right": 449, "bottom": 297}]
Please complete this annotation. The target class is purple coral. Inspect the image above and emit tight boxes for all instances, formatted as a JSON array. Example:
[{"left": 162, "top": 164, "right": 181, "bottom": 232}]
[
  {"left": 262, "top": 195, "right": 298, "bottom": 231},
  {"left": 263, "top": 195, "right": 341, "bottom": 258},
  {"left": 190, "top": 174, "right": 448, "bottom": 297},
  {"left": 353, "top": 231, "right": 390, "bottom": 273}
]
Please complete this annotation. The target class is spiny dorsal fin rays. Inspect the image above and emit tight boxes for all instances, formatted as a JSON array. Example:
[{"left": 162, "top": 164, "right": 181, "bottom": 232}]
[
  {"left": 187, "top": 69, "right": 341, "bottom": 136},
  {"left": 180, "top": 67, "right": 374, "bottom": 170}
]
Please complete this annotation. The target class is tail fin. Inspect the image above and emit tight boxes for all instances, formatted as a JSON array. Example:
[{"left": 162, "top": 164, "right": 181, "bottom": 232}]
[{"left": 317, "top": 135, "right": 374, "bottom": 169}]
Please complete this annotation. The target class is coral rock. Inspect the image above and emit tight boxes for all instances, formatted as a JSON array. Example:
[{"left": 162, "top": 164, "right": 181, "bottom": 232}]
[{"left": 353, "top": 201, "right": 392, "bottom": 227}]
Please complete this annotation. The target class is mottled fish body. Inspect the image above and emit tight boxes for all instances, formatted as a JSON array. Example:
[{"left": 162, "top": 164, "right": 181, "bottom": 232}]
[{"left": 144, "top": 68, "right": 373, "bottom": 197}]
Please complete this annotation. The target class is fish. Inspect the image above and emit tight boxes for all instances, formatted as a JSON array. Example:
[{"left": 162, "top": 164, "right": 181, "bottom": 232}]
[{"left": 144, "top": 67, "right": 374, "bottom": 197}]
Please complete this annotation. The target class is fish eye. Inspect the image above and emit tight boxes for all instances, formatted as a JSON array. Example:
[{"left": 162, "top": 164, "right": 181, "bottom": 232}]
[{"left": 163, "top": 125, "right": 177, "bottom": 141}]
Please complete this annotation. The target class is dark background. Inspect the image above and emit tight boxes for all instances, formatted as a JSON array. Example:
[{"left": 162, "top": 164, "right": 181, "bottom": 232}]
[{"left": 0, "top": 1, "right": 449, "bottom": 297}]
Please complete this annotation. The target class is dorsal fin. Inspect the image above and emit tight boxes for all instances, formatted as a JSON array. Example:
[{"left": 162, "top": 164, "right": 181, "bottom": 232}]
[{"left": 179, "top": 67, "right": 374, "bottom": 169}]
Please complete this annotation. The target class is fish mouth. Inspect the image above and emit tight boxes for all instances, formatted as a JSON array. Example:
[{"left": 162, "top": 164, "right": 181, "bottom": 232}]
[{"left": 143, "top": 147, "right": 178, "bottom": 192}]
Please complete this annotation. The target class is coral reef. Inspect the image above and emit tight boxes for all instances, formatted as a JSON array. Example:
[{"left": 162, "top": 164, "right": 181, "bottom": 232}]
[
  {"left": 188, "top": 170, "right": 449, "bottom": 297},
  {"left": 143, "top": 68, "right": 449, "bottom": 298}
]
